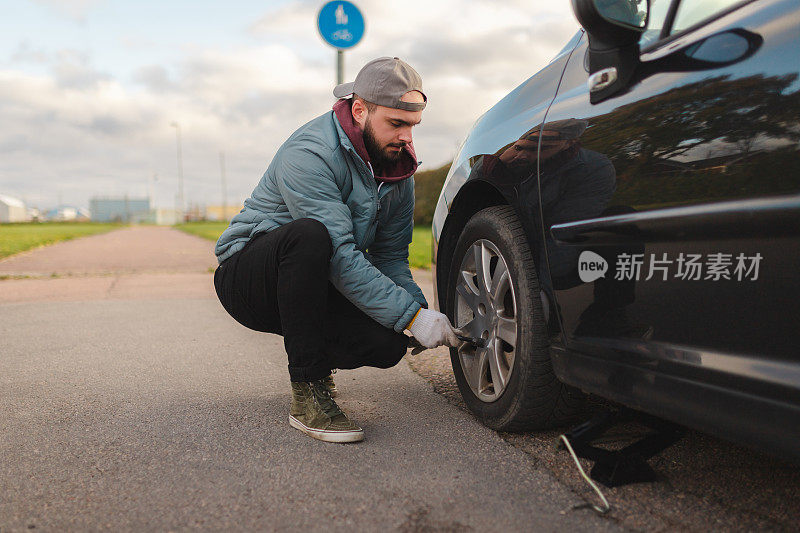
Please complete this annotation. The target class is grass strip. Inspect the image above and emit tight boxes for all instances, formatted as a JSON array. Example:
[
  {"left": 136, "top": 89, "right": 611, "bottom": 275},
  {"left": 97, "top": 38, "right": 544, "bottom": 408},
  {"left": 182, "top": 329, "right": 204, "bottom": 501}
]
[
  {"left": 409, "top": 226, "right": 432, "bottom": 270},
  {"left": 174, "top": 221, "right": 228, "bottom": 242},
  {"left": 177, "top": 221, "right": 433, "bottom": 270},
  {"left": 0, "top": 222, "right": 122, "bottom": 259}
]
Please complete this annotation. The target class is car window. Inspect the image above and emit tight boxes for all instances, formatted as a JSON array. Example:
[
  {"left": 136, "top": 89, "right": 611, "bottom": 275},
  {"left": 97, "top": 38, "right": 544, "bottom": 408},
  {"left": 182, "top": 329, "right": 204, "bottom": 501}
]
[
  {"left": 671, "top": 0, "right": 745, "bottom": 33},
  {"left": 639, "top": 0, "right": 673, "bottom": 48}
]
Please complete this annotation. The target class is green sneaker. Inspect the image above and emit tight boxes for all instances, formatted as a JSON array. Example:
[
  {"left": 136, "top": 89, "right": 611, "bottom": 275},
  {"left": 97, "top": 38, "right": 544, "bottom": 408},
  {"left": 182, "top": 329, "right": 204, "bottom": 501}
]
[
  {"left": 321, "top": 370, "right": 338, "bottom": 398},
  {"left": 289, "top": 380, "right": 363, "bottom": 443}
]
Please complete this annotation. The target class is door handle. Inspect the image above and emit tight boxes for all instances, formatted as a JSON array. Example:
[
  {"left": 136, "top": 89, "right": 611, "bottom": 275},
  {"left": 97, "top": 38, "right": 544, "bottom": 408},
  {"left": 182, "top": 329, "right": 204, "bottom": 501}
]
[{"left": 588, "top": 67, "right": 618, "bottom": 92}]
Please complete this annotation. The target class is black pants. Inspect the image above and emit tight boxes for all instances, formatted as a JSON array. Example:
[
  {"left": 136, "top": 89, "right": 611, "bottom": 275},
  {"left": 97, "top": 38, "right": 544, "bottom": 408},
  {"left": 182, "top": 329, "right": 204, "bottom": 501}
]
[{"left": 214, "top": 218, "right": 409, "bottom": 382}]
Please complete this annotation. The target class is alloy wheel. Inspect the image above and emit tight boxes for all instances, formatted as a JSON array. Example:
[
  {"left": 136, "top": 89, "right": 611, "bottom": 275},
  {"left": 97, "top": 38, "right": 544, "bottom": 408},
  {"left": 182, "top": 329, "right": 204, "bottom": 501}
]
[{"left": 454, "top": 239, "right": 518, "bottom": 402}]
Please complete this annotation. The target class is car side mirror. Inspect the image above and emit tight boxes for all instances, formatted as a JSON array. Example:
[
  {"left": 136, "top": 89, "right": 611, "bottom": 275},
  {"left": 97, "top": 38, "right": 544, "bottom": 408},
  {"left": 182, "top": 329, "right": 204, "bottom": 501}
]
[
  {"left": 639, "top": 29, "right": 763, "bottom": 76},
  {"left": 571, "top": 0, "right": 649, "bottom": 103}
]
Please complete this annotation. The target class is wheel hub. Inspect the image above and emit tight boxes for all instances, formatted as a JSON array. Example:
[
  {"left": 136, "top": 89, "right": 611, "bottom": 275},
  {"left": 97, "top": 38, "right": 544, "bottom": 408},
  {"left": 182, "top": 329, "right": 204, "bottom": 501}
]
[{"left": 453, "top": 239, "right": 518, "bottom": 403}]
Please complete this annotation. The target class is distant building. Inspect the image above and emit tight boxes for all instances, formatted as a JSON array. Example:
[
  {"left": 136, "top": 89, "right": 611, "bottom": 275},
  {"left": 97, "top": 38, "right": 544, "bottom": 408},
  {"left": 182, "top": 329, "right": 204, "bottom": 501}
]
[
  {"left": 0, "top": 194, "right": 28, "bottom": 222},
  {"left": 90, "top": 197, "right": 150, "bottom": 223},
  {"left": 183, "top": 203, "right": 205, "bottom": 222},
  {"left": 45, "top": 206, "right": 84, "bottom": 221},
  {"left": 205, "top": 204, "right": 243, "bottom": 222},
  {"left": 155, "top": 208, "right": 181, "bottom": 226}
]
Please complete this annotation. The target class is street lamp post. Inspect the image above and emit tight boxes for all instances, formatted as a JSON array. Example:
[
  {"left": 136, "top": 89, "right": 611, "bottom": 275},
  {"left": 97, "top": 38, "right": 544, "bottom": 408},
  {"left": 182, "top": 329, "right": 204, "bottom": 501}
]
[
  {"left": 219, "top": 151, "right": 227, "bottom": 222},
  {"left": 170, "top": 122, "right": 184, "bottom": 219}
]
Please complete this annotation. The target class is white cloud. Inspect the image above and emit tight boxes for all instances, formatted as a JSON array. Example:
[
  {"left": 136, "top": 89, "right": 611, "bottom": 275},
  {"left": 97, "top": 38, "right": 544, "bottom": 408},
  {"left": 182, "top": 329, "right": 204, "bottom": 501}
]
[
  {"left": 51, "top": 50, "right": 111, "bottom": 89},
  {"left": 10, "top": 41, "right": 50, "bottom": 65},
  {"left": 249, "top": 1, "right": 319, "bottom": 41},
  {"left": 31, "top": 0, "right": 105, "bottom": 22}
]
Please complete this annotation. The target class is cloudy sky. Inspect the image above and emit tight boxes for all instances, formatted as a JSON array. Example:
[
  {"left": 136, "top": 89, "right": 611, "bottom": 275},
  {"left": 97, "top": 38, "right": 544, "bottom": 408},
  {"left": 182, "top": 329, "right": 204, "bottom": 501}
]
[{"left": 1, "top": 0, "right": 578, "bottom": 211}]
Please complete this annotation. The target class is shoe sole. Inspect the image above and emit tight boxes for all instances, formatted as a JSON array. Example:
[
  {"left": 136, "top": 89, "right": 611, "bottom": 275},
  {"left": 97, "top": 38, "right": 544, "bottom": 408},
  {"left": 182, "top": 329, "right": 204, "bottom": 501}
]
[{"left": 289, "top": 415, "right": 364, "bottom": 443}]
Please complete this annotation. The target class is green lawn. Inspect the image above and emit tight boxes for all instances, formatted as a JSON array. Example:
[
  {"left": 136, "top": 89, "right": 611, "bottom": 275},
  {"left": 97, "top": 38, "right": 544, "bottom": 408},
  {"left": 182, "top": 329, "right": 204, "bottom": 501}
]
[
  {"left": 175, "top": 221, "right": 228, "bottom": 242},
  {"left": 409, "top": 226, "right": 432, "bottom": 270},
  {"left": 0, "top": 222, "right": 122, "bottom": 259},
  {"left": 177, "top": 221, "right": 433, "bottom": 270}
]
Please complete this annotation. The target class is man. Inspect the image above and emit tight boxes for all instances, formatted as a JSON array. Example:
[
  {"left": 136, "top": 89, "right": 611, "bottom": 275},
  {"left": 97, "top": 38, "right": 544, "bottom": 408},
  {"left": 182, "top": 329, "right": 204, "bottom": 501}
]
[{"left": 214, "top": 57, "right": 460, "bottom": 444}]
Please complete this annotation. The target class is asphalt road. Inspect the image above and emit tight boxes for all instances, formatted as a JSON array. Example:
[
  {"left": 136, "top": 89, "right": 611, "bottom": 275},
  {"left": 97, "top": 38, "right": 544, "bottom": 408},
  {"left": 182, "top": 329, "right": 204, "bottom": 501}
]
[{"left": 1, "top": 227, "right": 618, "bottom": 532}]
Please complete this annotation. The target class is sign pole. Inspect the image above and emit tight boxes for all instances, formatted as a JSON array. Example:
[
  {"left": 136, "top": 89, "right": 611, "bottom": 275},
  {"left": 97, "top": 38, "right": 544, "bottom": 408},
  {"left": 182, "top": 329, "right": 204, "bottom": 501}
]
[{"left": 337, "top": 50, "right": 344, "bottom": 85}]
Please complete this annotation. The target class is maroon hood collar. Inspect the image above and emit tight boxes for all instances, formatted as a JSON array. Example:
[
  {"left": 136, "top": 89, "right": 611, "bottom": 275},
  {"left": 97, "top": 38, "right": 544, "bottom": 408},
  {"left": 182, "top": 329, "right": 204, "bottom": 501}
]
[{"left": 333, "top": 99, "right": 418, "bottom": 183}]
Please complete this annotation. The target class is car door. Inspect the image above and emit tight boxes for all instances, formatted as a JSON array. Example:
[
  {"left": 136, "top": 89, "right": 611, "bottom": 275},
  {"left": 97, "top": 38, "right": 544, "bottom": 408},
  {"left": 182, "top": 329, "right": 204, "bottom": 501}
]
[{"left": 540, "top": 0, "right": 800, "bottom": 446}]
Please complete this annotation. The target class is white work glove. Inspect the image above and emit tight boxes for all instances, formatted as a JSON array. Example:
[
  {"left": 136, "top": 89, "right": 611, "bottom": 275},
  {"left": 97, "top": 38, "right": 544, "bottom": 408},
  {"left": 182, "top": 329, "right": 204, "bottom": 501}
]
[{"left": 407, "top": 308, "right": 460, "bottom": 349}]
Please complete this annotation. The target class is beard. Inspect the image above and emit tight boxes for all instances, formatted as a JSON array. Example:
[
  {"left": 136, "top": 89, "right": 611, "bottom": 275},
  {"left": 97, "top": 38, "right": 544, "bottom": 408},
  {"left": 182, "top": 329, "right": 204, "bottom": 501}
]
[{"left": 363, "top": 118, "right": 404, "bottom": 171}]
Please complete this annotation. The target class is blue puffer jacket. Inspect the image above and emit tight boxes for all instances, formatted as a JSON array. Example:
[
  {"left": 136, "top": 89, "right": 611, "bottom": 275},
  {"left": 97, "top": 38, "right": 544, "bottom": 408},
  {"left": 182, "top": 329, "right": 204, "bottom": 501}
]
[{"left": 215, "top": 109, "right": 427, "bottom": 332}]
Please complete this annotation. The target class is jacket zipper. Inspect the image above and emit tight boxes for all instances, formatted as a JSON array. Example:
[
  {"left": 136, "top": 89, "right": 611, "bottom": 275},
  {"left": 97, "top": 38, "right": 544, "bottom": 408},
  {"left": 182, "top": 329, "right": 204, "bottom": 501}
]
[
  {"left": 366, "top": 162, "right": 386, "bottom": 247},
  {"left": 376, "top": 181, "right": 384, "bottom": 219},
  {"left": 351, "top": 148, "right": 390, "bottom": 248},
  {"left": 367, "top": 161, "right": 382, "bottom": 222}
]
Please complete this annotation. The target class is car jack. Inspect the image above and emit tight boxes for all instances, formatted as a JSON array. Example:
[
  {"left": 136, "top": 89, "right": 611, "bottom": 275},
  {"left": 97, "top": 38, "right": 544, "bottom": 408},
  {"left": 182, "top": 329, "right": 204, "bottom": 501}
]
[{"left": 559, "top": 408, "right": 685, "bottom": 488}]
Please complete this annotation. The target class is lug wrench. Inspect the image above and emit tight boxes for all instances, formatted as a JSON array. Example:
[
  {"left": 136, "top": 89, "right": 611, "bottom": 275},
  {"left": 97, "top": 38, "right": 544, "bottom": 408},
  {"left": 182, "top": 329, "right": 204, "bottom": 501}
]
[
  {"left": 409, "top": 332, "right": 485, "bottom": 355},
  {"left": 456, "top": 333, "right": 486, "bottom": 347}
]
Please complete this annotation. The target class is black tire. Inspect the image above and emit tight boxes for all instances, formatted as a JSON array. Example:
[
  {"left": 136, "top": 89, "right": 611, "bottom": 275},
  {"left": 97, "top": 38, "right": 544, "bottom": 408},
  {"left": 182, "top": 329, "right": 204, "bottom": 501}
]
[{"left": 446, "top": 205, "right": 583, "bottom": 431}]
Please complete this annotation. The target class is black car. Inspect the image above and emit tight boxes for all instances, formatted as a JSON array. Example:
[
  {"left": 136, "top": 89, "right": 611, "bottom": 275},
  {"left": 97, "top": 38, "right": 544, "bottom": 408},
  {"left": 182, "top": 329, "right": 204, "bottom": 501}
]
[{"left": 431, "top": 0, "right": 800, "bottom": 461}]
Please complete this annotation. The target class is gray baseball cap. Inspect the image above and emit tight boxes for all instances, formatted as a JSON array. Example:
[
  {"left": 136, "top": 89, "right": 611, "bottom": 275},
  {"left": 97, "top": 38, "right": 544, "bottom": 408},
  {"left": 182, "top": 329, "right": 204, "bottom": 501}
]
[{"left": 333, "top": 57, "right": 427, "bottom": 112}]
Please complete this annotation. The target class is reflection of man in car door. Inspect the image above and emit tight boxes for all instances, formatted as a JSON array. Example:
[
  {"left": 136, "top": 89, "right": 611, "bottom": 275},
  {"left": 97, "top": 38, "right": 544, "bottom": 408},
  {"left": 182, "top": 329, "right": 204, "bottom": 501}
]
[
  {"left": 475, "top": 118, "right": 650, "bottom": 338},
  {"left": 470, "top": 118, "right": 617, "bottom": 285},
  {"left": 532, "top": 119, "right": 617, "bottom": 285},
  {"left": 530, "top": 119, "right": 650, "bottom": 338}
]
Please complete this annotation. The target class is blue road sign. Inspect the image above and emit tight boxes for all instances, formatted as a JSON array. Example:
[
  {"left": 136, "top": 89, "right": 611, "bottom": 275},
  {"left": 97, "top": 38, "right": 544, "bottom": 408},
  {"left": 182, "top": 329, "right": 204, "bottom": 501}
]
[{"left": 317, "top": 1, "right": 365, "bottom": 50}]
